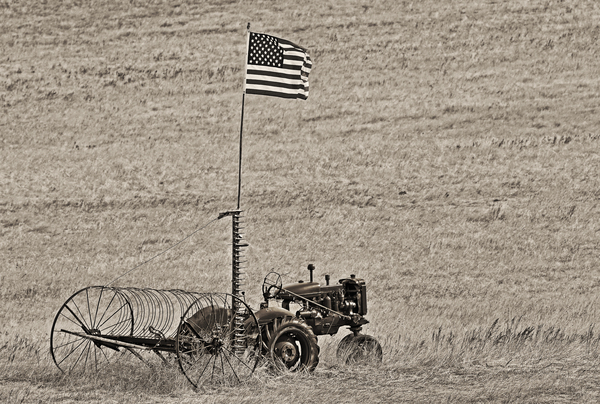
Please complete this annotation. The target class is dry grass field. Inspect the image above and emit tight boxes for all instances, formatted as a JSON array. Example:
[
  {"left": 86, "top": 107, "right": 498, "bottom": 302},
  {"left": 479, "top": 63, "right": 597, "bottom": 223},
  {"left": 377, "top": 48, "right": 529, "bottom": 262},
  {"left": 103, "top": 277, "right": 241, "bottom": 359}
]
[{"left": 2, "top": 0, "right": 600, "bottom": 402}]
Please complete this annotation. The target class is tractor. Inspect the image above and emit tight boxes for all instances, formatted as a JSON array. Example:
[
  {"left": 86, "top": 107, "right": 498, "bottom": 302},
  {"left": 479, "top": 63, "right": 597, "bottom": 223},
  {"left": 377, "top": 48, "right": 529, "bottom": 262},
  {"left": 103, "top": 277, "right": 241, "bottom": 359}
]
[{"left": 253, "top": 264, "right": 382, "bottom": 371}]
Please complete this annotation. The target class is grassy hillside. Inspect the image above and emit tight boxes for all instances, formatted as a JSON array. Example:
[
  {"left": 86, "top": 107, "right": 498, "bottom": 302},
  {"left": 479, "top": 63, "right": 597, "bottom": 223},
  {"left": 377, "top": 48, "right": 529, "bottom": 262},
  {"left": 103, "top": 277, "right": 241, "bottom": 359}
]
[{"left": 2, "top": 0, "right": 600, "bottom": 402}]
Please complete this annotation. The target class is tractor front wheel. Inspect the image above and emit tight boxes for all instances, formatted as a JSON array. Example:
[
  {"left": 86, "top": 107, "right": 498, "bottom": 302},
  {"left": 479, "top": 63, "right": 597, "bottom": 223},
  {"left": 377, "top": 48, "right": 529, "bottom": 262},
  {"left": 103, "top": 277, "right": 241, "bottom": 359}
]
[
  {"left": 266, "top": 316, "right": 319, "bottom": 372},
  {"left": 336, "top": 333, "right": 382, "bottom": 365}
]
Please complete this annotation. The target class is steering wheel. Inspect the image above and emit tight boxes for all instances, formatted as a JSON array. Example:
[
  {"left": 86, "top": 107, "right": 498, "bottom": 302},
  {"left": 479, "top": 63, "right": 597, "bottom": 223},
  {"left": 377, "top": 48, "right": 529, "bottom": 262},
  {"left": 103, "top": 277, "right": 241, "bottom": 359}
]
[{"left": 262, "top": 271, "right": 283, "bottom": 299}]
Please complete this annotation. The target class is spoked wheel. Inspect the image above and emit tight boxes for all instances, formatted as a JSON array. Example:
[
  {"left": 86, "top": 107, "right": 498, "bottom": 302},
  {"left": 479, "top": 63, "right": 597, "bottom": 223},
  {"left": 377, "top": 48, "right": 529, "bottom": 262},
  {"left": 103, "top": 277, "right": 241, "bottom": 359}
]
[
  {"left": 50, "top": 286, "right": 134, "bottom": 374},
  {"left": 336, "top": 333, "right": 383, "bottom": 365},
  {"left": 175, "top": 293, "right": 261, "bottom": 387},
  {"left": 264, "top": 316, "right": 319, "bottom": 372}
]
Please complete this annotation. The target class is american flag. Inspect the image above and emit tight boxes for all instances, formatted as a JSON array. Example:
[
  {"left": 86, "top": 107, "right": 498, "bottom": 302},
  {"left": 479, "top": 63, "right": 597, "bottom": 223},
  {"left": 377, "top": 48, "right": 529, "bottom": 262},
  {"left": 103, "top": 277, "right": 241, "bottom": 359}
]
[{"left": 246, "top": 32, "right": 312, "bottom": 100}]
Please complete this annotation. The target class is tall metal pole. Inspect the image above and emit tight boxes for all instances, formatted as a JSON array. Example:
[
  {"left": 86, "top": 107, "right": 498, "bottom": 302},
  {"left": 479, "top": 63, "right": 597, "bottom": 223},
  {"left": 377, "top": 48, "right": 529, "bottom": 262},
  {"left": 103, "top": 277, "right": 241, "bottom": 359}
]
[
  {"left": 237, "top": 24, "right": 250, "bottom": 210},
  {"left": 230, "top": 24, "right": 251, "bottom": 353},
  {"left": 231, "top": 25, "right": 251, "bottom": 299},
  {"left": 237, "top": 93, "right": 245, "bottom": 210}
]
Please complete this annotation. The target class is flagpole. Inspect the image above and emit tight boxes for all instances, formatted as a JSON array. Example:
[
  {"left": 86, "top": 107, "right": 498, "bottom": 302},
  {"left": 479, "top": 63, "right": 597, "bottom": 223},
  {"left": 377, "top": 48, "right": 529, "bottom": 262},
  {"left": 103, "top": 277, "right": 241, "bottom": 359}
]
[
  {"left": 237, "top": 95, "right": 245, "bottom": 210},
  {"left": 237, "top": 24, "right": 250, "bottom": 210}
]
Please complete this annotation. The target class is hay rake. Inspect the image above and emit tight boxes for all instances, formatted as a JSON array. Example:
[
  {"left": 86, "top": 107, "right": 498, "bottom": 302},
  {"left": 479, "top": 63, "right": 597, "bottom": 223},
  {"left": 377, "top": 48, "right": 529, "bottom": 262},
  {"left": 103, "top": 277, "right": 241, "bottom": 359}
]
[{"left": 50, "top": 211, "right": 262, "bottom": 387}]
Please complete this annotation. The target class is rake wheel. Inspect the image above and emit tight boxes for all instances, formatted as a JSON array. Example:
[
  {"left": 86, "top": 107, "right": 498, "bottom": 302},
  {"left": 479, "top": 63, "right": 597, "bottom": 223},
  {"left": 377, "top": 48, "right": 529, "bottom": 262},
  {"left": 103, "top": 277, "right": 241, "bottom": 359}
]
[
  {"left": 50, "top": 286, "right": 135, "bottom": 374},
  {"left": 175, "top": 293, "right": 261, "bottom": 387}
]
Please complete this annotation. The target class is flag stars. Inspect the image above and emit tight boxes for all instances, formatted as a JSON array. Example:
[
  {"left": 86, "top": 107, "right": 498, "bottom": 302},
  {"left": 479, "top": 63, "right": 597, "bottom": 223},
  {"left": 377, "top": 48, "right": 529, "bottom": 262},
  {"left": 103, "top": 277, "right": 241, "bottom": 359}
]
[{"left": 248, "top": 32, "right": 284, "bottom": 67}]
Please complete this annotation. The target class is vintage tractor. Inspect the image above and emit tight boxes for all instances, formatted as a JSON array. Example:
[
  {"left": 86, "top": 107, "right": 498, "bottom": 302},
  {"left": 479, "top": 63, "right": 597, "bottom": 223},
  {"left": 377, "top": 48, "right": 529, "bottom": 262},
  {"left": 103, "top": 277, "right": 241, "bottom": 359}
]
[{"left": 254, "top": 264, "right": 382, "bottom": 371}]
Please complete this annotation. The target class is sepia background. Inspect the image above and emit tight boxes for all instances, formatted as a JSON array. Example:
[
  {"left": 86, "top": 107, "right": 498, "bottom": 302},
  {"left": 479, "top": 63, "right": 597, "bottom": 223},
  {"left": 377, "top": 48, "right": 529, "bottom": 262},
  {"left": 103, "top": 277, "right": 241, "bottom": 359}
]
[{"left": 2, "top": 0, "right": 600, "bottom": 401}]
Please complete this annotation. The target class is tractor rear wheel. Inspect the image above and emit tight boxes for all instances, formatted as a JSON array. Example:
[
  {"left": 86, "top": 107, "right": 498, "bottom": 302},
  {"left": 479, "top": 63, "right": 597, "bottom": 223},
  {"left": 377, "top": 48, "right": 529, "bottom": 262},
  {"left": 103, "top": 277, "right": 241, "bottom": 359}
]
[
  {"left": 265, "top": 316, "right": 319, "bottom": 372},
  {"left": 336, "top": 333, "right": 382, "bottom": 365}
]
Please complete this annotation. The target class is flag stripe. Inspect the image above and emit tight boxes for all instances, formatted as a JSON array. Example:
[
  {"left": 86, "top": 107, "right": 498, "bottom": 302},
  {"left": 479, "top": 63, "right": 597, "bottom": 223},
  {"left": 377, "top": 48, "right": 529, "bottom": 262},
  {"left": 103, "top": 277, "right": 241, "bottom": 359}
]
[
  {"left": 284, "top": 55, "right": 306, "bottom": 62},
  {"left": 247, "top": 69, "right": 302, "bottom": 80},
  {"left": 246, "top": 88, "right": 308, "bottom": 100},
  {"left": 247, "top": 79, "right": 306, "bottom": 90},
  {"left": 246, "top": 83, "right": 305, "bottom": 93}
]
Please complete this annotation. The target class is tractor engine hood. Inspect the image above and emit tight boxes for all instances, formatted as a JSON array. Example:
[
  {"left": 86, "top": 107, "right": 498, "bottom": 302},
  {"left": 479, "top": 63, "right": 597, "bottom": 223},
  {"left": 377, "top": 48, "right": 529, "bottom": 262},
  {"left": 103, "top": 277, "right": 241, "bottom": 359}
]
[{"left": 279, "top": 281, "right": 321, "bottom": 299}]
